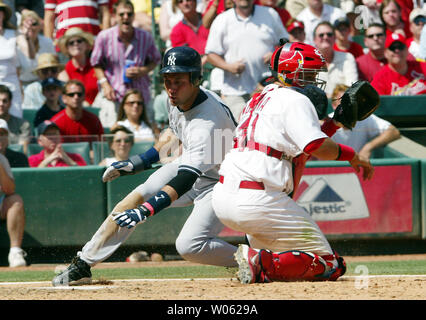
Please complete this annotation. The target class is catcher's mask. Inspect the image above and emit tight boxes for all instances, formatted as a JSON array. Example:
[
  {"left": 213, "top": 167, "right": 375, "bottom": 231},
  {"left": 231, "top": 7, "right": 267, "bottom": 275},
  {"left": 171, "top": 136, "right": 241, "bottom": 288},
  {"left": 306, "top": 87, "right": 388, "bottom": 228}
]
[
  {"left": 270, "top": 42, "right": 327, "bottom": 90},
  {"left": 160, "top": 46, "right": 203, "bottom": 86}
]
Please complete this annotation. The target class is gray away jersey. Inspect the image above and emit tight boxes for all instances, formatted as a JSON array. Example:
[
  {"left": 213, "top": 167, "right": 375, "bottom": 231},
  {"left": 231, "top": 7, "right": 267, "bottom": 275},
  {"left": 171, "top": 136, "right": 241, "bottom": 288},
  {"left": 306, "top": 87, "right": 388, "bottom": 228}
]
[{"left": 167, "top": 87, "right": 237, "bottom": 191}]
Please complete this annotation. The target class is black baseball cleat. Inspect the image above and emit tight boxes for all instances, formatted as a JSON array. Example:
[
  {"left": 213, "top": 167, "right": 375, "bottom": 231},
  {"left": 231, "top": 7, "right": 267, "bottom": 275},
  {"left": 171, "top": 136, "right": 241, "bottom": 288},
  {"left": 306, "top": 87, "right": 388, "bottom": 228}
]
[{"left": 52, "top": 256, "right": 92, "bottom": 287}]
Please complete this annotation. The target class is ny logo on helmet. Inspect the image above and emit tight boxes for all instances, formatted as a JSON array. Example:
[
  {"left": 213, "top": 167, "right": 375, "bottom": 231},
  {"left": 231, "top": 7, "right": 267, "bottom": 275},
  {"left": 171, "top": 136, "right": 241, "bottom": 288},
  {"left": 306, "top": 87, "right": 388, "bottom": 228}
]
[{"left": 167, "top": 53, "right": 176, "bottom": 66}]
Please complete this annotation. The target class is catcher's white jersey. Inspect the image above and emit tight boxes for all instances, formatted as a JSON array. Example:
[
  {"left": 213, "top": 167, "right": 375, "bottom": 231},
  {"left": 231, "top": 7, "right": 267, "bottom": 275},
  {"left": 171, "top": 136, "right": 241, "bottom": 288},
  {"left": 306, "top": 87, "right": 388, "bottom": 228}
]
[
  {"left": 168, "top": 87, "right": 237, "bottom": 191},
  {"left": 219, "top": 84, "right": 327, "bottom": 194}
]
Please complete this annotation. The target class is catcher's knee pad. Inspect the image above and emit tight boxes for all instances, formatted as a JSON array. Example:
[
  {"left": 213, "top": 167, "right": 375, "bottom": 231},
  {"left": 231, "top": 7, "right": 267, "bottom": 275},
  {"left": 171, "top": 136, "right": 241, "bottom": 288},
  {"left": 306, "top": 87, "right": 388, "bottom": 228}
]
[{"left": 258, "top": 250, "right": 329, "bottom": 282}]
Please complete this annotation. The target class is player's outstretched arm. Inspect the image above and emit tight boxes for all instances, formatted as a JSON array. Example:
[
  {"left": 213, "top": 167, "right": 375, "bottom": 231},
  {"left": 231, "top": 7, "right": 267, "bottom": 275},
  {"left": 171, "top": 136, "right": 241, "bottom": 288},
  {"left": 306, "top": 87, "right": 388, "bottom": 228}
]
[
  {"left": 309, "top": 138, "right": 374, "bottom": 181},
  {"left": 349, "top": 153, "right": 374, "bottom": 181},
  {"left": 113, "top": 185, "right": 178, "bottom": 229},
  {"left": 102, "top": 128, "right": 178, "bottom": 183},
  {"left": 113, "top": 167, "right": 198, "bottom": 229}
]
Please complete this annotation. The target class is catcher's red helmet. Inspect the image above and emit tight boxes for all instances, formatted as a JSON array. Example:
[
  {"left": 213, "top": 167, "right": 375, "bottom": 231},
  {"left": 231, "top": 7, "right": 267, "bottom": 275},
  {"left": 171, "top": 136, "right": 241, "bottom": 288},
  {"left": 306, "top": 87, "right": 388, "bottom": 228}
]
[{"left": 270, "top": 42, "right": 327, "bottom": 89}]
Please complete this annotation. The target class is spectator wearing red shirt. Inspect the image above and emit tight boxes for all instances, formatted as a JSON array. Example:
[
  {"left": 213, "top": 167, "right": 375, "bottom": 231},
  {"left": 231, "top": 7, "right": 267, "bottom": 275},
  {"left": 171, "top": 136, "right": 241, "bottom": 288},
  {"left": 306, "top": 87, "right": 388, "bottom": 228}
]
[
  {"left": 170, "top": 0, "right": 210, "bottom": 57},
  {"left": 356, "top": 23, "right": 388, "bottom": 82},
  {"left": 44, "top": 0, "right": 111, "bottom": 46},
  {"left": 58, "top": 28, "right": 98, "bottom": 106},
  {"left": 333, "top": 17, "right": 365, "bottom": 58},
  {"left": 29, "top": 120, "right": 87, "bottom": 167},
  {"left": 51, "top": 80, "right": 104, "bottom": 142},
  {"left": 371, "top": 32, "right": 426, "bottom": 95},
  {"left": 256, "top": 0, "right": 292, "bottom": 27}
]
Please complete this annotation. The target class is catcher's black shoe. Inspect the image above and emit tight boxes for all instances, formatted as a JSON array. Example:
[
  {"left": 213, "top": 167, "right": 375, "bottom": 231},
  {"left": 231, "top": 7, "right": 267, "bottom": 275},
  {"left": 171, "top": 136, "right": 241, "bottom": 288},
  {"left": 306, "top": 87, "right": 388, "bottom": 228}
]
[{"left": 52, "top": 256, "right": 92, "bottom": 287}]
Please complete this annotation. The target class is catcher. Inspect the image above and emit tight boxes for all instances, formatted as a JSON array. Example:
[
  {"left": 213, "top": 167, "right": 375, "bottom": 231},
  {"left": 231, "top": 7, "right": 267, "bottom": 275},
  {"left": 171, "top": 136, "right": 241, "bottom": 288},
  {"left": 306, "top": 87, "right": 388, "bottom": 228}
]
[{"left": 211, "top": 42, "right": 379, "bottom": 284}]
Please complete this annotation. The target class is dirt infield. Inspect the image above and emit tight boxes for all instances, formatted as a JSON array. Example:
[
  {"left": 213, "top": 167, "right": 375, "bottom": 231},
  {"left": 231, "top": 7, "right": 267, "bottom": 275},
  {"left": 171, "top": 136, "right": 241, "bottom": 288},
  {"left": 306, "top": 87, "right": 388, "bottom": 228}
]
[{"left": 0, "top": 254, "right": 425, "bottom": 300}]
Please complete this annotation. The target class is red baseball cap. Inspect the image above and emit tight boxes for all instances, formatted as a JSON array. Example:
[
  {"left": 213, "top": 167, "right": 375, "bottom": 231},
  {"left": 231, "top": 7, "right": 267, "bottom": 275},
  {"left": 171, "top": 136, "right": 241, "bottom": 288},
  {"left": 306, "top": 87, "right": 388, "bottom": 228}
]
[
  {"left": 385, "top": 32, "right": 406, "bottom": 49},
  {"left": 287, "top": 21, "right": 305, "bottom": 33}
]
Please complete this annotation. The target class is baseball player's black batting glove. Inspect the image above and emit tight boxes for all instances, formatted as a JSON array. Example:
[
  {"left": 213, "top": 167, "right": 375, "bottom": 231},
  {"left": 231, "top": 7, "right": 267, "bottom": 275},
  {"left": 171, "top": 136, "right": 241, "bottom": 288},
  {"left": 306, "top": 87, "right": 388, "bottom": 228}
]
[{"left": 112, "top": 205, "right": 150, "bottom": 229}]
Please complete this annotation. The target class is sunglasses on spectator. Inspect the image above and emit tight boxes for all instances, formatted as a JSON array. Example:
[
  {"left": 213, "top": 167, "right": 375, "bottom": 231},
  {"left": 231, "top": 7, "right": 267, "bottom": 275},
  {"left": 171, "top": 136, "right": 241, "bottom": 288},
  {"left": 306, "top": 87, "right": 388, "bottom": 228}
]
[
  {"left": 65, "top": 92, "right": 84, "bottom": 98},
  {"left": 41, "top": 67, "right": 59, "bottom": 75},
  {"left": 119, "top": 12, "right": 134, "bottom": 17},
  {"left": 31, "top": 21, "right": 39, "bottom": 26},
  {"left": 317, "top": 32, "right": 334, "bottom": 38},
  {"left": 113, "top": 138, "right": 132, "bottom": 144},
  {"left": 388, "top": 42, "right": 406, "bottom": 52},
  {"left": 178, "top": 0, "right": 195, "bottom": 3},
  {"left": 413, "top": 16, "right": 425, "bottom": 25},
  {"left": 366, "top": 32, "right": 385, "bottom": 39},
  {"left": 67, "top": 39, "right": 84, "bottom": 46}
]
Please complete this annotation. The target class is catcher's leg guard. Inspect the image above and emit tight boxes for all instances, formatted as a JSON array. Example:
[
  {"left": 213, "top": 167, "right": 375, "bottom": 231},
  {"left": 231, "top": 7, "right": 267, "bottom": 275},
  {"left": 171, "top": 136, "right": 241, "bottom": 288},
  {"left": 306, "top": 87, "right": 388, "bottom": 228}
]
[
  {"left": 258, "top": 250, "right": 337, "bottom": 282},
  {"left": 327, "top": 250, "right": 346, "bottom": 281}
]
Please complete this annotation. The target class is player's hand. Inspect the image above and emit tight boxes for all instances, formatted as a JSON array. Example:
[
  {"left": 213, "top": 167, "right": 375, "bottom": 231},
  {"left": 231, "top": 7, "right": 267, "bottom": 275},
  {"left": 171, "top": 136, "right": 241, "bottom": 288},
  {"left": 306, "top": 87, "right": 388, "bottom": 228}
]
[
  {"left": 102, "top": 160, "right": 135, "bottom": 182},
  {"left": 349, "top": 153, "right": 374, "bottom": 181},
  {"left": 112, "top": 205, "right": 149, "bottom": 229}
]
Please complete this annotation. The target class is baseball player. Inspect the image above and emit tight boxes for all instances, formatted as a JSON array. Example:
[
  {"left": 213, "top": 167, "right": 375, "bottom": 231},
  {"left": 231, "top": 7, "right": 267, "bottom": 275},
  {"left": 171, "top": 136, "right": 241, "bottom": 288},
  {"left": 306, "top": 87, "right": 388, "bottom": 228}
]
[
  {"left": 211, "top": 42, "right": 375, "bottom": 284},
  {"left": 52, "top": 46, "right": 238, "bottom": 286}
]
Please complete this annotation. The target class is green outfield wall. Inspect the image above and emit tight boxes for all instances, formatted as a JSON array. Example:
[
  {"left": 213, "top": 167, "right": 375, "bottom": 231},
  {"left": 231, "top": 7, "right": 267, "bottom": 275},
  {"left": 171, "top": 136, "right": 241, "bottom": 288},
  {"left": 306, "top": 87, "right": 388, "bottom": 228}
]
[{"left": 0, "top": 157, "right": 425, "bottom": 253}]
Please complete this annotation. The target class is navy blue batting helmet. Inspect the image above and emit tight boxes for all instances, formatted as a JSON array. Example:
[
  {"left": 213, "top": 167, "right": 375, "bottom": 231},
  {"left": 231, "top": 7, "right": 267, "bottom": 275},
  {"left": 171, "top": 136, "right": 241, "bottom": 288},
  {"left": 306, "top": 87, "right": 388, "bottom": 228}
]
[{"left": 160, "top": 46, "right": 202, "bottom": 85}]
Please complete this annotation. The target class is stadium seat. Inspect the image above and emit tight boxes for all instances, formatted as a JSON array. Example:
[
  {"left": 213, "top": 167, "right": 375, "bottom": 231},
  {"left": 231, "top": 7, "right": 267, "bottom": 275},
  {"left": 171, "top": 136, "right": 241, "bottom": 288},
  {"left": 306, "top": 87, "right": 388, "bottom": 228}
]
[
  {"left": 92, "top": 140, "right": 155, "bottom": 166},
  {"left": 85, "top": 106, "right": 100, "bottom": 117},
  {"left": 352, "top": 35, "right": 365, "bottom": 48},
  {"left": 23, "top": 109, "right": 38, "bottom": 135},
  {"left": 92, "top": 141, "right": 109, "bottom": 165},
  {"left": 130, "top": 141, "right": 155, "bottom": 156},
  {"left": 8, "top": 144, "right": 24, "bottom": 153},
  {"left": 27, "top": 142, "right": 92, "bottom": 165}
]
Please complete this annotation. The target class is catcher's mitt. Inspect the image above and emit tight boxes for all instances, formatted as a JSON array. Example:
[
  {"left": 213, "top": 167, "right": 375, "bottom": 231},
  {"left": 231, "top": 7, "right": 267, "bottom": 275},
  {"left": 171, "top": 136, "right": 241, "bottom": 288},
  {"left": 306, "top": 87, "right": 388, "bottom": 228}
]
[
  {"left": 333, "top": 80, "right": 380, "bottom": 129},
  {"left": 292, "top": 85, "right": 329, "bottom": 120}
]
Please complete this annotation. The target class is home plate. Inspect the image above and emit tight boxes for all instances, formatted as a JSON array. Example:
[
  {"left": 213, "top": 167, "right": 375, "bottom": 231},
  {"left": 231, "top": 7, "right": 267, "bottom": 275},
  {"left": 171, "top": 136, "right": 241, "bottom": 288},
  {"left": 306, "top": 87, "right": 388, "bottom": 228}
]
[{"left": 37, "top": 285, "right": 117, "bottom": 290}]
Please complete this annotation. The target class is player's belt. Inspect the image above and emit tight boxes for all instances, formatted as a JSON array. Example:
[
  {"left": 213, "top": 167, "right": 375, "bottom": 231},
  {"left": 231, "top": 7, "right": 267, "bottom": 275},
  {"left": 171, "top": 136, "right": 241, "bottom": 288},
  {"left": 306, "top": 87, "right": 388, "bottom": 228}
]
[
  {"left": 219, "top": 175, "right": 265, "bottom": 190},
  {"left": 234, "top": 139, "right": 291, "bottom": 161}
]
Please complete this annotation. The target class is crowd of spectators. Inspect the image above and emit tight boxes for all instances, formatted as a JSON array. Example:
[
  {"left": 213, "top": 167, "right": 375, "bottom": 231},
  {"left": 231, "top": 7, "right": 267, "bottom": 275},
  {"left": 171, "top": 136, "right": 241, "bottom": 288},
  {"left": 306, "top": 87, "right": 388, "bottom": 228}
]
[{"left": 0, "top": 0, "right": 425, "bottom": 267}]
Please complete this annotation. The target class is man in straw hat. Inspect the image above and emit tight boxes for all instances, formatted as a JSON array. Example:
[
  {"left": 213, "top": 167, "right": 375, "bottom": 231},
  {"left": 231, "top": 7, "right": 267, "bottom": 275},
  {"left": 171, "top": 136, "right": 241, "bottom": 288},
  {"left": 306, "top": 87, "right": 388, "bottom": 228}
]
[
  {"left": 90, "top": 0, "right": 161, "bottom": 128},
  {"left": 22, "top": 53, "right": 64, "bottom": 110},
  {"left": 57, "top": 27, "right": 98, "bottom": 106}
]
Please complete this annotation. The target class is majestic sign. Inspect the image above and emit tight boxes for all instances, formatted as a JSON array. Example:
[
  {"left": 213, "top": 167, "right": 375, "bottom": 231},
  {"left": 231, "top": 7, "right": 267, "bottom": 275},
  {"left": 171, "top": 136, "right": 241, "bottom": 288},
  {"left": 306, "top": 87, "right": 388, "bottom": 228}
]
[
  {"left": 219, "top": 165, "right": 414, "bottom": 237},
  {"left": 295, "top": 174, "right": 370, "bottom": 221}
]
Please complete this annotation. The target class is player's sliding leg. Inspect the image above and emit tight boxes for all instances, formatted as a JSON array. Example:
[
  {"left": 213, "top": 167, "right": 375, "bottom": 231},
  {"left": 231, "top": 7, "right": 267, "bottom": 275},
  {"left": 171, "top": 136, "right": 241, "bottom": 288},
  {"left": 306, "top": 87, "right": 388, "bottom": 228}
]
[
  {"left": 52, "top": 164, "right": 179, "bottom": 286},
  {"left": 175, "top": 190, "right": 238, "bottom": 267},
  {"left": 234, "top": 244, "right": 346, "bottom": 284},
  {"left": 52, "top": 191, "right": 144, "bottom": 286}
]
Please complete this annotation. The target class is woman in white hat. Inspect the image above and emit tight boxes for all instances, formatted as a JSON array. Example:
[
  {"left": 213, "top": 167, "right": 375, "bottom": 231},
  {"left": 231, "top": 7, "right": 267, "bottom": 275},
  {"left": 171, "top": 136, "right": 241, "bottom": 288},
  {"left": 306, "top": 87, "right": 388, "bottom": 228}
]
[
  {"left": 22, "top": 52, "right": 64, "bottom": 110},
  {"left": 16, "top": 10, "right": 55, "bottom": 88},
  {"left": 0, "top": 1, "right": 23, "bottom": 118},
  {"left": 57, "top": 27, "right": 98, "bottom": 106}
]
